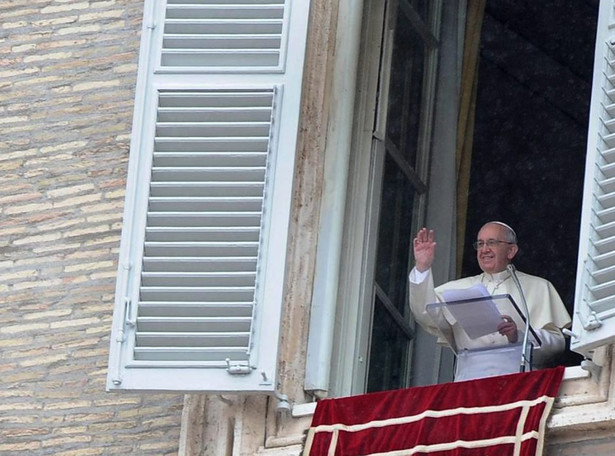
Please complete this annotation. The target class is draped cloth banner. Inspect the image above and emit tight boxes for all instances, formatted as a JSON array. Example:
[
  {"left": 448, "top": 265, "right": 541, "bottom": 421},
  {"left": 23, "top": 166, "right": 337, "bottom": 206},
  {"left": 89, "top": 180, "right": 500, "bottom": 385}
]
[{"left": 303, "top": 366, "right": 564, "bottom": 456}]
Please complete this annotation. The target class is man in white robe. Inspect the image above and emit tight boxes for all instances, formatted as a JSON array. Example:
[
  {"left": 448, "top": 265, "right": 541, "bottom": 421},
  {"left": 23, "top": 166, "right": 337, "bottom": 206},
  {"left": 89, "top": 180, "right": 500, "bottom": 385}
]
[{"left": 409, "top": 222, "right": 571, "bottom": 380}]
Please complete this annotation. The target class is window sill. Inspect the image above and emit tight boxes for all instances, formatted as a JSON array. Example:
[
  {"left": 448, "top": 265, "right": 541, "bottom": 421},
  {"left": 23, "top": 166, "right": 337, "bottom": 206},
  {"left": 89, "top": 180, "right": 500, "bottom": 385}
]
[
  {"left": 547, "top": 346, "right": 614, "bottom": 439},
  {"left": 291, "top": 401, "right": 317, "bottom": 417}
]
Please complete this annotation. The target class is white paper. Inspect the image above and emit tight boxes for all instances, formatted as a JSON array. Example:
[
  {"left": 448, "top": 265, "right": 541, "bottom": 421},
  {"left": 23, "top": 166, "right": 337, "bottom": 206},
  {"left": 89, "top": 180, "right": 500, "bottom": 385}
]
[{"left": 441, "top": 284, "right": 503, "bottom": 339}]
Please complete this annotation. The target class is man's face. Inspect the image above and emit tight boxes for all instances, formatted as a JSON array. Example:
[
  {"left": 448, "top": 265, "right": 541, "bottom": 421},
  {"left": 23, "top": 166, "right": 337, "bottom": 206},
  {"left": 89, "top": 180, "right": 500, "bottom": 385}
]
[{"left": 476, "top": 224, "right": 518, "bottom": 274}]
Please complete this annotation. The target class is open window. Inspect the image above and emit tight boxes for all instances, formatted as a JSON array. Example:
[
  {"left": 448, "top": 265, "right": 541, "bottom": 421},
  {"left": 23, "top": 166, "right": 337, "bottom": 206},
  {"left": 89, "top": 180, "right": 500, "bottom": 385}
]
[
  {"left": 319, "top": 0, "right": 460, "bottom": 397},
  {"left": 317, "top": 0, "right": 607, "bottom": 398}
]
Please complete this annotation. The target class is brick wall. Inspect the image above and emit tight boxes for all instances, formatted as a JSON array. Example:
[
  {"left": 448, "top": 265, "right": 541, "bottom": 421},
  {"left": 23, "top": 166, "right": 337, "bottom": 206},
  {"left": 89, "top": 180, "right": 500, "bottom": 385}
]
[{"left": 0, "top": 1, "right": 184, "bottom": 454}]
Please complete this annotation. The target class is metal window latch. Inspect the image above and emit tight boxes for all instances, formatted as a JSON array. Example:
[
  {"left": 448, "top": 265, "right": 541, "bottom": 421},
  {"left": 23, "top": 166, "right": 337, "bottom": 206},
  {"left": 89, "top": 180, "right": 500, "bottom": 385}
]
[
  {"left": 581, "top": 309, "right": 602, "bottom": 330},
  {"left": 225, "top": 358, "right": 252, "bottom": 375}
]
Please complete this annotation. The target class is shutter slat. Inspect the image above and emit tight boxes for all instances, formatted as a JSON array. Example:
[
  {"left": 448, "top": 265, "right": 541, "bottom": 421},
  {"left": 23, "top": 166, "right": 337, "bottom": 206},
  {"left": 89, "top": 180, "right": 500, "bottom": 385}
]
[
  {"left": 156, "top": 122, "right": 272, "bottom": 137},
  {"left": 142, "top": 257, "right": 257, "bottom": 272},
  {"left": 598, "top": 161, "right": 615, "bottom": 178},
  {"left": 151, "top": 167, "right": 267, "bottom": 182},
  {"left": 164, "top": 35, "right": 281, "bottom": 50},
  {"left": 602, "top": 131, "right": 615, "bottom": 149},
  {"left": 588, "top": 277, "right": 615, "bottom": 300},
  {"left": 595, "top": 205, "right": 615, "bottom": 225},
  {"left": 153, "top": 152, "right": 268, "bottom": 167},
  {"left": 147, "top": 212, "right": 262, "bottom": 227},
  {"left": 598, "top": 191, "right": 615, "bottom": 209},
  {"left": 593, "top": 230, "right": 615, "bottom": 254},
  {"left": 138, "top": 302, "right": 254, "bottom": 317},
  {"left": 141, "top": 272, "right": 256, "bottom": 287},
  {"left": 590, "top": 248, "right": 615, "bottom": 270},
  {"left": 140, "top": 287, "right": 255, "bottom": 302},
  {"left": 145, "top": 227, "right": 260, "bottom": 242},
  {"left": 604, "top": 116, "right": 615, "bottom": 133},
  {"left": 150, "top": 182, "right": 264, "bottom": 197},
  {"left": 143, "top": 242, "right": 259, "bottom": 257},
  {"left": 161, "top": 51, "right": 280, "bottom": 67},
  {"left": 166, "top": 0, "right": 284, "bottom": 4},
  {"left": 157, "top": 107, "right": 272, "bottom": 122},
  {"left": 155, "top": 138, "right": 269, "bottom": 152},
  {"left": 136, "top": 332, "right": 250, "bottom": 347},
  {"left": 159, "top": 91, "right": 274, "bottom": 107},
  {"left": 137, "top": 317, "right": 252, "bottom": 332},
  {"left": 604, "top": 146, "right": 615, "bottom": 161},
  {"left": 164, "top": 20, "right": 283, "bottom": 35},
  {"left": 166, "top": 7, "right": 284, "bottom": 21},
  {"left": 598, "top": 175, "right": 615, "bottom": 194},
  {"left": 148, "top": 197, "right": 263, "bottom": 212},
  {"left": 133, "top": 347, "right": 248, "bottom": 362},
  {"left": 584, "top": 295, "right": 615, "bottom": 314},
  {"left": 590, "top": 263, "right": 615, "bottom": 285}
]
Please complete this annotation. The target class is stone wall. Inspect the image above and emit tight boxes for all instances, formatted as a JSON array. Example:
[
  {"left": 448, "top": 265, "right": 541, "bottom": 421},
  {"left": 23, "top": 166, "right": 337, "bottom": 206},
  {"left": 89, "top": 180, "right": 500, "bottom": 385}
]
[
  {"left": 0, "top": 1, "right": 184, "bottom": 454},
  {"left": 547, "top": 437, "right": 615, "bottom": 456}
]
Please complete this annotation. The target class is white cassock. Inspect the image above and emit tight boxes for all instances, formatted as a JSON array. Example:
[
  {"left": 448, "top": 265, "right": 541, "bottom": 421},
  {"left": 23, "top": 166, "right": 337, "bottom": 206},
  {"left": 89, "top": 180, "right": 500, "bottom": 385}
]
[{"left": 409, "top": 267, "right": 571, "bottom": 380}]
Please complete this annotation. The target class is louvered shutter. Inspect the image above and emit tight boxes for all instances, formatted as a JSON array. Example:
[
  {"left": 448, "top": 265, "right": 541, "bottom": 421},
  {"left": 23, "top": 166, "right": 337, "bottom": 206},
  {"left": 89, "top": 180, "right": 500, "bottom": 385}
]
[
  {"left": 107, "top": 0, "right": 310, "bottom": 391},
  {"left": 571, "top": 0, "right": 615, "bottom": 356}
]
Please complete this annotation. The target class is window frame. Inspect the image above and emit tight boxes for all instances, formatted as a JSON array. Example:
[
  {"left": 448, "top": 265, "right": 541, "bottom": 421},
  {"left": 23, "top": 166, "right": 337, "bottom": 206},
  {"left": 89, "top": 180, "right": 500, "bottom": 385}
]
[
  {"left": 324, "top": 0, "right": 445, "bottom": 397},
  {"left": 293, "top": 0, "right": 615, "bottom": 439}
]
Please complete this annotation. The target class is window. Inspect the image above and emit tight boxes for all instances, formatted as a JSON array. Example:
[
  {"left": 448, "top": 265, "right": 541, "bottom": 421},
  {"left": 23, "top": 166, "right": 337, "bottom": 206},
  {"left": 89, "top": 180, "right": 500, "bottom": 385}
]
[
  {"left": 320, "top": 0, "right": 612, "bottom": 399},
  {"left": 107, "top": 0, "right": 311, "bottom": 392},
  {"left": 363, "top": 0, "right": 440, "bottom": 392},
  {"left": 318, "top": 0, "right": 456, "bottom": 397}
]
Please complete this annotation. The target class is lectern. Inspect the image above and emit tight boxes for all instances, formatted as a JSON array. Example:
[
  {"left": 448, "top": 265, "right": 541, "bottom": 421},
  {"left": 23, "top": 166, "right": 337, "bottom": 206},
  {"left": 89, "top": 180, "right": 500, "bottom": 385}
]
[{"left": 426, "top": 294, "right": 542, "bottom": 381}]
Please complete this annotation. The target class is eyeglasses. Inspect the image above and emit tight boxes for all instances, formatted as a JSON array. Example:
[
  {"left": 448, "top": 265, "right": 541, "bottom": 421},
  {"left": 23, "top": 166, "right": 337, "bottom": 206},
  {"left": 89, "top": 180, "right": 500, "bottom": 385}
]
[{"left": 472, "top": 239, "right": 515, "bottom": 250}]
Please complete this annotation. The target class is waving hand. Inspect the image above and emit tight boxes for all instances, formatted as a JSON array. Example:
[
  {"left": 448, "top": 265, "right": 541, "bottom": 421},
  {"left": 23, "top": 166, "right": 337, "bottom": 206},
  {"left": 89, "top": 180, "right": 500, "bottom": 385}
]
[{"left": 413, "top": 228, "right": 436, "bottom": 272}]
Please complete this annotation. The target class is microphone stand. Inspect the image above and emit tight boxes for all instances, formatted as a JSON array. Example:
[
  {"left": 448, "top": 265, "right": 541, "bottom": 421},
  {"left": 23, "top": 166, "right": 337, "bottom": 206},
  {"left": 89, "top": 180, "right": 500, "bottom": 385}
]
[{"left": 507, "top": 263, "right": 532, "bottom": 372}]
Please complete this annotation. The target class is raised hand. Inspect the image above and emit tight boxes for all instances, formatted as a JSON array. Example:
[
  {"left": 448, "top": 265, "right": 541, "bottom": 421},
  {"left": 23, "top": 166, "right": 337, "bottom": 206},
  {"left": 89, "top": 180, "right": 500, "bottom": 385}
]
[{"left": 413, "top": 227, "right": 436, "bottom": 272}]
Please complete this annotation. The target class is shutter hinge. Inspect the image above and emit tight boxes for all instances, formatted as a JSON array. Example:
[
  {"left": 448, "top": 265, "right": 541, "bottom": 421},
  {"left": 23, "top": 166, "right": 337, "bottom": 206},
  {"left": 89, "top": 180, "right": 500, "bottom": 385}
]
[
  {"left": 225, "top": 358, "right": 253, "bottom": 375},
  {"left": 111, "top": 298, "right": 133, "bottom": 386},
  {"left": 581, "top": 359, "right": 602, "bottom": 382},
  {"left": 116, "top": 298, "right": 133, "bottom": 341}
]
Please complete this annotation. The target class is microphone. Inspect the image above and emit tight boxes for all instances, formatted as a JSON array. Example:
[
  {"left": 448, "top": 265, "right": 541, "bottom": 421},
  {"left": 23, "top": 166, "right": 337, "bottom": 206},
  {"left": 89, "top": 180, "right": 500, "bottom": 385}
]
[{"left": 507, "top": 263, "right": 532, "bottom": 372}]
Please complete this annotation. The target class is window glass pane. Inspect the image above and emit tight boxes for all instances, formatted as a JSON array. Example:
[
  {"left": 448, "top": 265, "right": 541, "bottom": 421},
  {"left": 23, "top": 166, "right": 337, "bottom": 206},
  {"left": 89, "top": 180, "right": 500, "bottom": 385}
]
[
  {"left": 386, "top": 11, "right": 425, "bottom": 168},
  {"left": 366, "top": 295, "right": 409, "bottom": 392},
  {"left": 375, "top": 153, "right": 415, "bottom": 314},
  {"left": 410, "top": 0, "right": 430, "bottom": 25}
]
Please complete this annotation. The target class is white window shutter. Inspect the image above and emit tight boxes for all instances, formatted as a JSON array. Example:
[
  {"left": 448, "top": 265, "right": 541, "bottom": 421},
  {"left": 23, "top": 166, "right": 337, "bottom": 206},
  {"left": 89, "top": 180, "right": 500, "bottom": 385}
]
[
  {"left": 572, "top": 0, "right": 615, "bottom": 356},
  {"left": 107, "top": 0, "right": 310, "bottom": 392}
]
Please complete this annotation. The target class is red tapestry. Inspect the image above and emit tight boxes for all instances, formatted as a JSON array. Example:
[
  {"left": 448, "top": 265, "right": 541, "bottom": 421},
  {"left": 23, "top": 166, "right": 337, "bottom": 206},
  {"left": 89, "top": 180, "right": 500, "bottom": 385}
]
[{"left": 303, "top": 366, "right": 564, "bottom": 456}]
